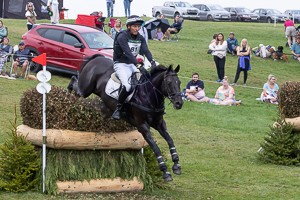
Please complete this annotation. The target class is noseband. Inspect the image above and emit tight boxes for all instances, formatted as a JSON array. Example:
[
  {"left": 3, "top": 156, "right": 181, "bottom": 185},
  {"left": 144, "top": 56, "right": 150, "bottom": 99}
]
[{"left": 162, "top": 72, "right": 182, "bottom": 103}]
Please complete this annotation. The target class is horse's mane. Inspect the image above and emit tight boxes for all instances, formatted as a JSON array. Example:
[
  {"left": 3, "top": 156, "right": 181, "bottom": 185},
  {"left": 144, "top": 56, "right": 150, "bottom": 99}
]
[
  {"left": 150, "top": 64, "right": 169, "bottom": 77},
  {"left": 80, "top": 54, "right": 105, "bottom": 72}
]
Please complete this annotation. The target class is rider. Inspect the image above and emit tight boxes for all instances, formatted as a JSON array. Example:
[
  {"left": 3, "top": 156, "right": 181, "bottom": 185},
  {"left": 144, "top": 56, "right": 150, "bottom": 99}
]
[{"left": 112, "top": 15, "right": 157, "bottom": 120}]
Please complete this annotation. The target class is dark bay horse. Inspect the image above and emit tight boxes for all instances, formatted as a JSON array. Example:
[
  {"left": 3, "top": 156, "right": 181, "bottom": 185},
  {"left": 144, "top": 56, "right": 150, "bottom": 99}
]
[{"left": 67, "top": 55, "right": 183, "bottom": 181}]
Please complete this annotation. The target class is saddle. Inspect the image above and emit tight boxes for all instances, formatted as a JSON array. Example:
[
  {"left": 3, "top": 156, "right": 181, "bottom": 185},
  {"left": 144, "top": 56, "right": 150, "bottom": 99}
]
[{"left": 105, "top": 72, "right": 142, "bottom": 101}]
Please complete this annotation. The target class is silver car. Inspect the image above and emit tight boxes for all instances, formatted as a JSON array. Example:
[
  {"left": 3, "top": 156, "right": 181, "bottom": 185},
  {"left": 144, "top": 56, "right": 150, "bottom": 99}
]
[
  {"left": 284, "top": 10, "right": 300, "bottom": 23},
  {"left": 193, "top": 4, "right": 231, "bottom": 21}
]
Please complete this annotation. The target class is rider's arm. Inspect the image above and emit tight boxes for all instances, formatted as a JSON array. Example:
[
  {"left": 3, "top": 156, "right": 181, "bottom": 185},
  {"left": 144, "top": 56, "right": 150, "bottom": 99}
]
[{"left": 140, "top": 37, "right": 153, "bottom": 62}]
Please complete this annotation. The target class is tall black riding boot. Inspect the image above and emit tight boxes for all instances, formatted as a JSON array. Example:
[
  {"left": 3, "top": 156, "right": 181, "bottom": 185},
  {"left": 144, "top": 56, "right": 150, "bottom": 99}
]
[{"left": 112, "top": 86, "right": 130, "bottom": 120}]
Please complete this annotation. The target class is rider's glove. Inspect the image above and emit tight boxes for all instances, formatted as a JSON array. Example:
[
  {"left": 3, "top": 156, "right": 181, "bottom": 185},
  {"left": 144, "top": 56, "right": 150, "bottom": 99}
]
[{"left": 137, "top": 65, "right": 150, "bottom": 78}]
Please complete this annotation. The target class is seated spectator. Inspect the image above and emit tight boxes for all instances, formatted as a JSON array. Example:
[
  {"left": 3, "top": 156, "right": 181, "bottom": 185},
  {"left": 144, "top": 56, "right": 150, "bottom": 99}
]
[
  {"left": 0, "top": 20, "right": 7, "bottom": 43},
  {"left": 226, "top": 32, "right": 238, "bottom": 55},
  {"left": 155, "top": 27, "right": 164, "bottom": 41},
  {"left": 210, "top": 76, "right": 237, "bottom": 106},
  {"left": 109, "top": 18, "right": 123, "bottom": 40},
  {"left": 95, "top": 11, "right": 105, "bottom": 31},
  {"left": 291, "top": 36, "right": 300, "bottom": 62},
  {"left": 259, "top": 74, "right": 279, "bottom": 104},
  {"left": 12, "top": 41, "right": 30, "bottom": 78},
  {"left": 163, "top": 15, "right": 182, "bottom": 40},
  {"left": 0, "top": 37, "right": 13, "bottom": 76},
  {"left": 185, "top": 72, "right": 210, "bottom": 103}
]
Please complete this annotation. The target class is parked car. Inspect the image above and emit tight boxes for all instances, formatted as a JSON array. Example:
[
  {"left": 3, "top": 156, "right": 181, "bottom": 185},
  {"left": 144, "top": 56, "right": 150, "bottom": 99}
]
[
  {"left": 193, "top": 4, "right": 231, "bottom": 21},
  {"left": 224, "top": 7, "right": 259, "bottom": 22},
  {"left": 252, "top": 8, "right": 288, "bottom": 23},
  {"left": 284, "top": 10, "right": 300, "bottom": 23},
  {"left": 152, "top": 1, "right": 199, "bottom": 20},
  {"left": 22, "top": 23, "right": 113, "bottom": 75}
]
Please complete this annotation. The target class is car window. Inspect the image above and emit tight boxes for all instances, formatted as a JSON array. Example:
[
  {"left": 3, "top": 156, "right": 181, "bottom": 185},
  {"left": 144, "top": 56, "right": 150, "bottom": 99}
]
[
  {"left": 39, "top": 29, "right": 64, "bottom": 42},
  {"left": 209, "top": 5, "right": 223, "bottom": 11},
  {"left": 63, "top": 32, "right": 81, "bottom": 46},
  {"left": 81, "top": 32, "right": 113, "bottom": 49},
  {"left": 253, "top": 10, "right": 259, "bottom": 14}
]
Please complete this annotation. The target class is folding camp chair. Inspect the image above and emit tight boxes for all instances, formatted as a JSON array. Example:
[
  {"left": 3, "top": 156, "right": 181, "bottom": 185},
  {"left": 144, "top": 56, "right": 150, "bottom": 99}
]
[{"left": 170, "top": 19, "right": 184, "bottom": 41}]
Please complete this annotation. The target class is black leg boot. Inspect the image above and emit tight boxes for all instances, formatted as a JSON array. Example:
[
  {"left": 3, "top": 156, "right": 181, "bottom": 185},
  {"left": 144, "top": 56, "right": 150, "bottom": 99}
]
[{"left": 112, "top": 86, "right": 130, "bottom": 120}]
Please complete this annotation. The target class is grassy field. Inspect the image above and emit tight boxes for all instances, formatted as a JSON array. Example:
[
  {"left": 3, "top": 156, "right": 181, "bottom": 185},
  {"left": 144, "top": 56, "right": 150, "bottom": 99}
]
[{"left": 0, "top": 18, "right": 300, "bottom": 199}]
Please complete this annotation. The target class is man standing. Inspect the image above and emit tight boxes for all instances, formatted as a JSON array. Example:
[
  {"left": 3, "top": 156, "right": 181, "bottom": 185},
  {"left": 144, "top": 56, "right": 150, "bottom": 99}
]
[
  {"left": 123, "top": 0, "right": 131, "bottom": 17},
  {"left": 47, "top": 0, "right": 59, "bottom": 24},
  {"left": 106, "top": 0, "right": 114, "bottom": 18},
  {"left": 112, "top": 15, "right": 157, "bottom": 120},
  {"left": 185, "top": 73, "right": 210, "bottom": 103},
  {"left": 291, "top": 36, "right": 300, "bottom": 62}
]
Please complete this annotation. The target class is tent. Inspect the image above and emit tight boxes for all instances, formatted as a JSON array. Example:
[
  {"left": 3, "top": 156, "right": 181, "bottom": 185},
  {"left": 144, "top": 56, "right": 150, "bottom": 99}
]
[{"left": 0, "top": 0, "right": 63, "bottom": 19}]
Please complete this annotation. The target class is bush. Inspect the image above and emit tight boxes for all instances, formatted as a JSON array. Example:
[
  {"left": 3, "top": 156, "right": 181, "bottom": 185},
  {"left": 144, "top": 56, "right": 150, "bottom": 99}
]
[
  {"left": 20, "top": 86, "right": 135, "bottom": 132},
  {"left": 0, "top": 108, "right": 40, "bottom": 192},
  {"left": 278, "top": 81, "right": 300, "bottom": 118}
]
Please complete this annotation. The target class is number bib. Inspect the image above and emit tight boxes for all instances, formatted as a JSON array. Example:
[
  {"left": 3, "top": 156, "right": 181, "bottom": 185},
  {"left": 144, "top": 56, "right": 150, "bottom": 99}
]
[{"left": 128, "top": 40, "right": 141, "bottom": 57}]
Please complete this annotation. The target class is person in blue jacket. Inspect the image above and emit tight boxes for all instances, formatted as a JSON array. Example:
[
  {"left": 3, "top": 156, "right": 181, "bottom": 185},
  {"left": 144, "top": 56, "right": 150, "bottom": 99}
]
[{"left": 226, "top": 32, "right": 238, "bottom": 55}]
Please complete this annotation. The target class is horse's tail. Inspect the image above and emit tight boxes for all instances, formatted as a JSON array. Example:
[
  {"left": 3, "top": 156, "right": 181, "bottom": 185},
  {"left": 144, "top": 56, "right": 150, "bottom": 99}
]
[{"left": 80, "top": 54, "right": 105, "bottom": 73}]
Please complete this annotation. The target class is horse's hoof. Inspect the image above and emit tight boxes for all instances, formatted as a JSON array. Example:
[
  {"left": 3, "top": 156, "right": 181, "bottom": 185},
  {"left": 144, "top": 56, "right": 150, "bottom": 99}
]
[
  {"left": 172, "top": 164, "right": 181, "bottom": 175},
  {"left": 163, "top": 172, "right": 173, "bottom": 182}
]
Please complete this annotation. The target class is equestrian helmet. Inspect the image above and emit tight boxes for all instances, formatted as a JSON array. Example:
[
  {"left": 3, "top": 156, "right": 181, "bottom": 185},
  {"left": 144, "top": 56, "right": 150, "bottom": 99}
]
[{"left": 126, "top": 15, "right": 144, "bottom": 27}]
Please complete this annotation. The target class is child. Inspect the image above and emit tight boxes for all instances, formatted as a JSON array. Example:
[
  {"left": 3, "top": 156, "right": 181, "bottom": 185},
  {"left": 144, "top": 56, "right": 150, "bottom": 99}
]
[{"left": 156, "top": 27, "right": 163, "bottom": 41}]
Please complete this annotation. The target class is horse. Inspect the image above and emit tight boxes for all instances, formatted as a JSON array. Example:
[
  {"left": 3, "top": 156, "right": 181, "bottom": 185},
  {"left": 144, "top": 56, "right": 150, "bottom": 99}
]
[{"left": 67, "top": 55, "right": 183, "bottom": 181}]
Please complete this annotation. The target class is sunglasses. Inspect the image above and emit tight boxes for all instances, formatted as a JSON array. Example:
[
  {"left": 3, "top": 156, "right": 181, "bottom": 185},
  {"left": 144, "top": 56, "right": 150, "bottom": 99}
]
[{"left": 28, "top": 5, "right": 33, "bottom": 7}]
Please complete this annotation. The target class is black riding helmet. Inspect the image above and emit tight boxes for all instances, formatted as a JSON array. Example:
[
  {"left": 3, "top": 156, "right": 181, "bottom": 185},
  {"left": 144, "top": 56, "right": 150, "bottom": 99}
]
[{"left": 126, "top": 15, "right": 144, "bottom": 28}]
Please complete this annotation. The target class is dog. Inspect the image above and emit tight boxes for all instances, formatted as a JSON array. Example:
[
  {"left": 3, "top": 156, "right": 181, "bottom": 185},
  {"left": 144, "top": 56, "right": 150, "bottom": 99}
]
[{"left": 270, "top": 46, "right": 288, "bottom": 62}]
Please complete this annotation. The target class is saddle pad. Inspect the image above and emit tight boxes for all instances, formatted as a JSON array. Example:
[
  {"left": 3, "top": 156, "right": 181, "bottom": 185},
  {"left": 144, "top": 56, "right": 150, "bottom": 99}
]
[{"left": 105, "top": 78, "right": 134, "bottom": 101}]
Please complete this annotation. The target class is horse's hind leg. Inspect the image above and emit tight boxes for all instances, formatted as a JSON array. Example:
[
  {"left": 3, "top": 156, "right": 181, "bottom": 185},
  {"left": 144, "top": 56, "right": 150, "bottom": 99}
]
[
  {"left": 154, "top": 118, "right": 181, "bottom": 175},
  {"left": 137, "top": 124, "right": 173, "bottom": 182}
]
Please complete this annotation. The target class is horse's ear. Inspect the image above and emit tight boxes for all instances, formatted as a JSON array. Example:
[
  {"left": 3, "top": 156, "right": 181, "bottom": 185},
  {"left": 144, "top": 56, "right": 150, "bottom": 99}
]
[
  {"left": 167, "top": 64, "right": 173, "bottom": 72},
  {"left": 174, "top": 65, "right": 180, "bottom": 73}
]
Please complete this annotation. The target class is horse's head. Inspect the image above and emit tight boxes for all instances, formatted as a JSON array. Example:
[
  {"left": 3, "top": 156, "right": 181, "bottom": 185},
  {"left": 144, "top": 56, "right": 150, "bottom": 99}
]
[{"left": 162, "top": 65, "right": 183, "bottom": 110}]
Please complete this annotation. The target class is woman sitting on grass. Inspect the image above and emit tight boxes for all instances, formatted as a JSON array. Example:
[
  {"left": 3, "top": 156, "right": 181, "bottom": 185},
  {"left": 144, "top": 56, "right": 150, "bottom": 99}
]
[
  {"left": 259, "top": 74, "right": 279, "bottom": 104},
  {"left": 210, "top": 76, "right": 239, "bottom": 106}
]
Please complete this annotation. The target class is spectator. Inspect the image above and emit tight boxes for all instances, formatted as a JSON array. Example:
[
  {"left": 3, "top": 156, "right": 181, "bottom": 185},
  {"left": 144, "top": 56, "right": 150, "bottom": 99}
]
[
  {"left": 210, "top": 76, "right": 236, "bottom": 106},
  {"left": 0, "top": 37, "right": 13, "bottom": 76},
  {"left": 226, "top": 32, "right": 238, "bottom": 55},
  {"left": 253, "top": 44, "right": 274, "bottom": 59},
  {"left": 95, "top": 11, "right": 105, "bottom": 31},
  {"left": 106, "top": 0, "right": 114, "bottom": 18},
  {"left": 164, "top": 15, "right": 182, "bottom": 41},
  {"left": 47, "top": 0, "right": 59, "bottom": 24},
  {"left": 12, "top": 42, "right": 30, "bottom": 78},
  {"left": 109, "top": 19, "right": 123, "bottom": 40},
  {"left": 207, "top": 33, "right": 218, "bottom": 54},
  {"left": 259, "top": 74, "right": 279, "bottom": 104},
  {"left": 155, "top": 27, "right": 164, "bottom": 41},
  {"left": 159, "top": 14, "right": 165, "bottom": 19},
  {"left": 138, "top": 22, "right": 148, "bottom": 44},
  {"left": 0, "top": 20, "right": 7, "bottom": 43},
  {"left": 284, "top": 17, "right": 296, "bottom": 48},
  {"left": 124, "top": 0, "right": 132, "bottom": 17},
  {"left": 185, "top": 73, "right": 210, "bottom": 103},
  {"left": 231, "top": 38, "right": 251, "bottom": 86},
  {"left": 291, "top": 36, "right": 300, "bottom": 62},
  {"left": 25, "top": 2, "right": 37, "bottom": 31},
  {"left": 209, "top": 33, "right": 227, "bottom": 82}
]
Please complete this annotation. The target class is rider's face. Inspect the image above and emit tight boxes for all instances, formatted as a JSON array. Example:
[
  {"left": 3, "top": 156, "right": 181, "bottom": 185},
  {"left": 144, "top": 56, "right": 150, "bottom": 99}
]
[{"left": 129, "top": 24, "right": 141, "bottom": 35}]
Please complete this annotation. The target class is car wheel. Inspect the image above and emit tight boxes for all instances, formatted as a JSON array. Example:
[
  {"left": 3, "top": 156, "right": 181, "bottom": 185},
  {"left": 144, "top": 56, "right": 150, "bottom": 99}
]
[
  {"left": 29, "top": 52, "right": 42, "bottom": 73},
  {"left": 155, "top": 12, "right": 161, "bottom": 17},
  {"left": 207, "top": 15, "right": 213, "bottom": 21},
  {"left": 267, "top": 17, "right": 272, "bottom": 23}
]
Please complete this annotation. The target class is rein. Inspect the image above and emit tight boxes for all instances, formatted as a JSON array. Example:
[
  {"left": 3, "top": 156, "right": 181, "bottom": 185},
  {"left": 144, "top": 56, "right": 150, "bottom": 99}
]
[{"left": 129, "top": 70, "right": 180, "bottom": 113}]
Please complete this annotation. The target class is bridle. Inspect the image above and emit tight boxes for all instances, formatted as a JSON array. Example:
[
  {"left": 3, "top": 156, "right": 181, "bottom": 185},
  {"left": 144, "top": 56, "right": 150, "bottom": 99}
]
[{"left": 161, "top": 72, "right": 182, "bottom": 104}]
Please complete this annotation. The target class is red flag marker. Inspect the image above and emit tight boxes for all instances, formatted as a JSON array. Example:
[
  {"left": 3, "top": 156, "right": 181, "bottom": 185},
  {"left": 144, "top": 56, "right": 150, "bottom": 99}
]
[{"left": 32, "top": 53, "right": 47, "bottom": 66}]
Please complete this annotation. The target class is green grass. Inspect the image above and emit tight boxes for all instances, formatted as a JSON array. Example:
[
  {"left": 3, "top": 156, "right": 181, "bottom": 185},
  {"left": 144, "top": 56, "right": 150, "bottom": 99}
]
[{"left": 0, "top": 18, "right": 300, "bottom": 199}]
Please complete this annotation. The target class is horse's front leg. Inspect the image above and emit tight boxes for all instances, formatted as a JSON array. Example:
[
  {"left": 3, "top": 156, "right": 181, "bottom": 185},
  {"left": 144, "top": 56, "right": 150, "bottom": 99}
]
[
  {"left": 137, "top": 124, "right": 173, "bottom": 182},
  {"left": 67, "top": 76, "right": 82, "bottom": 96},
  {"left": 153, "top": 118, "right": 181, "bottom": 175}
]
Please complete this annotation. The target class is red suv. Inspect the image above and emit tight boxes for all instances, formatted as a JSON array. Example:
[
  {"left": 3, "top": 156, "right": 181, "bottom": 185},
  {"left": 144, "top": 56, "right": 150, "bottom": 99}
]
[{"left": 22, "top": 23, "right": 113, "bottom": 75}]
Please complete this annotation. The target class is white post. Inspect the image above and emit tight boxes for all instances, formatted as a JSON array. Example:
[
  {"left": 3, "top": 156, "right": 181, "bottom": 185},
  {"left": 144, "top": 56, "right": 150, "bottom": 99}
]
[
  {"left": 36, "top": 54, "right": 51, "bottom": 193},
  {"left": 42, "top": 65, "right": 47, "bottom": 193}
]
